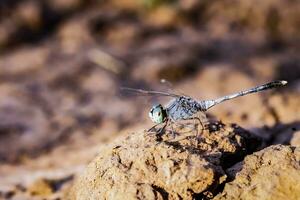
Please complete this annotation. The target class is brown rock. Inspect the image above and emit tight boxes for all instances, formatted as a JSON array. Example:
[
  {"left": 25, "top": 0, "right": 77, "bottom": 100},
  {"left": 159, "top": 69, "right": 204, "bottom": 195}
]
[
  {"left": 291, "top": 131, "right": 300, "bottom": 147},
  {"left": 215, "top": 145, "right": 300, "bottom": 200},
  {"left": 48, "top": 0, "right": 83, "bottom": 11},
  {"left": 27, "top": 179, "right": 53, "bottom": 197},
  {"left": 57, "top": 18, "right": 93, "bottom": 54},
  {"left": 68, "top": 122, "right": 260, "bottom": 199},
  {"left": 15, "top": 1, "right": 42, "bottom": 29},
  {"left": 268, "top": 93, "right": 300, "bottom": 125},
  {"left": 145, "top": 6, "right": 179, "bottom": 28}
]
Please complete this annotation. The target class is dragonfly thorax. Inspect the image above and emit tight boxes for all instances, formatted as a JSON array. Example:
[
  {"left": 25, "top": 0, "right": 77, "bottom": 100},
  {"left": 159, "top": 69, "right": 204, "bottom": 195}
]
[{"left": 149, "top": 104, "right": 167, "bottom": 124}]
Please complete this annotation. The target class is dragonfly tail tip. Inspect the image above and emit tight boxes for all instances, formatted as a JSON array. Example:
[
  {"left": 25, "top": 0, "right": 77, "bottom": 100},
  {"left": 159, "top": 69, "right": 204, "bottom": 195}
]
[{"left": 280, "top": 80, "right": 288, "bottom": 85}]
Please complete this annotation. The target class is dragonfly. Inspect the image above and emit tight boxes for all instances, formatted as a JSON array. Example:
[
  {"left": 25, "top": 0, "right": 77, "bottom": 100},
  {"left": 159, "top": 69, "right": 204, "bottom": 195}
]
[{"left": 122, "top": 80, "right": 288, "bottom": 135}]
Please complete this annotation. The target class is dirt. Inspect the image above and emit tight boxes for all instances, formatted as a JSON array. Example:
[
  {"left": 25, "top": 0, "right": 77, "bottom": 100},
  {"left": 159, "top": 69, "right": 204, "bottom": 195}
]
[
  {"left": 0, "top": 0, "right": 299, "bottom": 200},
  {"left": 69, "top": 122, "right": 261, "bottom": 199},
  {"left": 215, "top": 145, "right": 300, "bottom": 200}
]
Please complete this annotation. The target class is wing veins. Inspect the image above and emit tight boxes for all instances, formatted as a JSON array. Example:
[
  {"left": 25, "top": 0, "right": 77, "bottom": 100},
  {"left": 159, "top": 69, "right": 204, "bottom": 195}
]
[{"left": 120, "top": 87, "right": 180, "bottom": 98}]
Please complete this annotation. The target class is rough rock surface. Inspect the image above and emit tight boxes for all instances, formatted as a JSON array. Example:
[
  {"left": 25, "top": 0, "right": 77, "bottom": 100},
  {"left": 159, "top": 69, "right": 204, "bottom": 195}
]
[
  {"left": 215, "top": 145, "right": 300, "bottom": 200},
  {"left": 69, "top": 122, "right": 260, "bottom": 199}
]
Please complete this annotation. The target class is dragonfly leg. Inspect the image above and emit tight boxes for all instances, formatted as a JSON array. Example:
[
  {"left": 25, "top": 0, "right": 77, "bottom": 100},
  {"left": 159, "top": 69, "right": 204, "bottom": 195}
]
[
  {"left": 148, "top": 119, "right": 169, "bottom": 136},
  {"left": 169, "top": 121, "right": 177, "bottom": 139},
  {"left": 148, "top": 123, "right": 160, "bottom": 132},
  {"left": 161, "top": 119, "right": 170, "bottom": 135},
  {"left": 165, "top": 116, "right": 177, "bottom": 138},
  {"left": 186, "top": 117, "right": 205, "bottom": 146}
]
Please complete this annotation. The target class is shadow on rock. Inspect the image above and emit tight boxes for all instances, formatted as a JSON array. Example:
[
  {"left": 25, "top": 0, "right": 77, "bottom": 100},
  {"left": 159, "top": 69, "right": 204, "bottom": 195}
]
[{"left": 252, "top": 120, "right": 300, "bottom": 147}]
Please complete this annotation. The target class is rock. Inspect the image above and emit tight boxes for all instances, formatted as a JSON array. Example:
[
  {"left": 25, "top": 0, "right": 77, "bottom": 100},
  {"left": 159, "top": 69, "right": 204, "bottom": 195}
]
[
  {"left": 57, "top": 18, "right": 93, "bottom": 54},
  {"left": 291, "top": 131, "right": 300, "bottom": 147},
  {"left": 145, "top": 5, "right": 179, "bottom": 28},
  {"left": 27, "top": 179, "right": 53, "bottom": 197},
  {"left": 215, "top": 145, "right": 300, "bottom": 200},
  {"left": 68, "top": 122, "right": 260, "bottom": 199},
  {"left": 267, "top": 93, "right": 300, "bottom": 125},
  {"left": 47, "top": 0, "right": 83, "bottom": 12}
]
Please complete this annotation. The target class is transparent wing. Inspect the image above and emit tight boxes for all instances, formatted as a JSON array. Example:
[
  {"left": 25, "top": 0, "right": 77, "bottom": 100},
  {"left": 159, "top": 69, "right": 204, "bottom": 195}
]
[
  {"left": 160, "top": 79, "right": 187, "bottom": 97},
  {"left": 120, "top": 87, "right": 181, "bottom": 98}
]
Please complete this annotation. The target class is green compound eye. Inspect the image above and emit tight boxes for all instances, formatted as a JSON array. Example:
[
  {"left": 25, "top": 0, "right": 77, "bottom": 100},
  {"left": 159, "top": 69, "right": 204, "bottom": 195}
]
[{"left": 149, "top": 104, "right": 166, "bottom": 124}]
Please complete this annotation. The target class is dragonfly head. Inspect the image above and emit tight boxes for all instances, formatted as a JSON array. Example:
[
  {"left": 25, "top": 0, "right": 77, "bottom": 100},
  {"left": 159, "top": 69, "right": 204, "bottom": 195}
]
[{"left": 149, "top": 104, "right": 167, "bottom": 124}]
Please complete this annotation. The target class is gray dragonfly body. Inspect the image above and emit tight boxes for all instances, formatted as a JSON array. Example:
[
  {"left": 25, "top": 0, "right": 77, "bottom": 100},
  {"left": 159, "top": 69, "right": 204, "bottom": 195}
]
[{"left": 123, "top": 80, "right": 287, "bottom": 124}]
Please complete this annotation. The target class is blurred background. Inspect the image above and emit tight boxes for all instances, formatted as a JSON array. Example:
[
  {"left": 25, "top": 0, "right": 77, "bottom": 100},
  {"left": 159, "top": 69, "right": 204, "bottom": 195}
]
[{"left": 0, "top": 0, "right": 299, "bottom": 199}]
